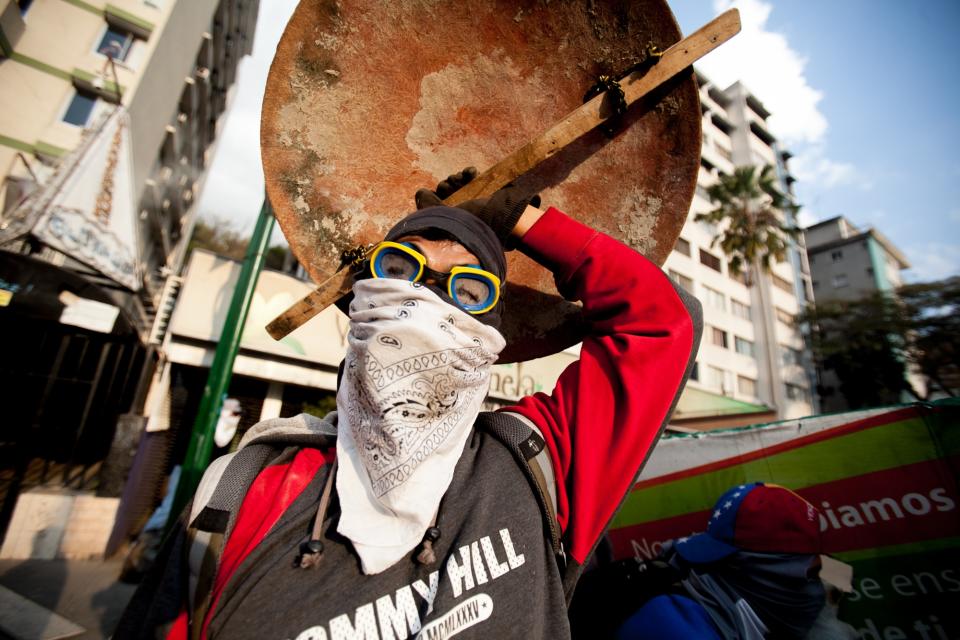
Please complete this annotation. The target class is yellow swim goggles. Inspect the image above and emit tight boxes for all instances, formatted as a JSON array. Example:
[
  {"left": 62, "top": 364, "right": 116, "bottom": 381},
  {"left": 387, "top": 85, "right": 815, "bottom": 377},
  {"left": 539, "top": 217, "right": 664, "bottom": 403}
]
[{"left": 368, "top": 241, "right": 502, "bottom": 314}]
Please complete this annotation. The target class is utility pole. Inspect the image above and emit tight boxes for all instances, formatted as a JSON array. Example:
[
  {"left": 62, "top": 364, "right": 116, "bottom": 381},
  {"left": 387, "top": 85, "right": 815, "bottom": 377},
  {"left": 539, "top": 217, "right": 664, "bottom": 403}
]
[{"left": 167, "top": 199, "right": 275, "bottom": 527}]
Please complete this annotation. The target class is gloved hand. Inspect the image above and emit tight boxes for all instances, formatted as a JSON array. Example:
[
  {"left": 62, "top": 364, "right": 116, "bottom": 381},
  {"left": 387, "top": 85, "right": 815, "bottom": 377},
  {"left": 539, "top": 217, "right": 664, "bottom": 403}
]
[
  {"left": 414, "top": 166, "right": 478, "bottom": 208},
  {"left": 415, "top": 167, "right": 541, "bottom": 248}
]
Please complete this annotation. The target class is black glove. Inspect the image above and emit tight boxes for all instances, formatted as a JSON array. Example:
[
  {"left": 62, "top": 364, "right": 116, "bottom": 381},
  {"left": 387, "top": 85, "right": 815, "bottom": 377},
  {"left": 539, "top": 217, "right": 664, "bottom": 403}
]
[
  {"left": 415, "top": 167, "right": 540, "bottom": 248},
  {"left": 415, "top": 166, "right": 478, "bottom": 208}
]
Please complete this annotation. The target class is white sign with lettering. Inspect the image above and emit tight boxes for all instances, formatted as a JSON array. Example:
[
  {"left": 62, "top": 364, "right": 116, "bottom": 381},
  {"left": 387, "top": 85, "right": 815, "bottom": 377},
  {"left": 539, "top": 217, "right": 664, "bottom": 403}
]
[{"left": 32, "top": 108, "right": 140, "bottom": 290}]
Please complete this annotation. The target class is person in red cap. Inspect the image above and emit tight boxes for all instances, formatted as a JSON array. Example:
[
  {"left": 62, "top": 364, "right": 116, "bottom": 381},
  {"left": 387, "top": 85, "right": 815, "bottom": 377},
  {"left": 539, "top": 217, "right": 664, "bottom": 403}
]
[
  {"left": 117, "top": 174, "right": 702, "bottom": 639},
  {"left": 571, "top": 482, "right": 828, "bottom": 639}
]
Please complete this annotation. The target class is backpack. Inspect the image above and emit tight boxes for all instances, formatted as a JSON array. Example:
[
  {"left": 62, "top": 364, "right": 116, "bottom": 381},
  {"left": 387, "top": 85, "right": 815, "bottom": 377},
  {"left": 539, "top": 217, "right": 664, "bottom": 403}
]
[{"left": 184, "top": 411, "right": 563, "bottom": 637}]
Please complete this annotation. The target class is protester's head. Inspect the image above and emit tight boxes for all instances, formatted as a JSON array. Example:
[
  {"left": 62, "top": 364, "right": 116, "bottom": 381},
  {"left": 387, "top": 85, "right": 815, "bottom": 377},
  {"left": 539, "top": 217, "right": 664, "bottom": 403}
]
[
  {"left": 347, "top": 206, "right": 507, "bottom": 328},
  {"left": 675, "top": 482, "right": 822, "bottom": 564},
  {"left": 669, "top": 483, "right": 826, "bottom": 639}
]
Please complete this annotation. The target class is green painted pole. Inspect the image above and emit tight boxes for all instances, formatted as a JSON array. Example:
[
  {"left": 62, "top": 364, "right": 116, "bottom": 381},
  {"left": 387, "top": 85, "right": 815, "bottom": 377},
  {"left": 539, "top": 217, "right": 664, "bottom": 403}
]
[{"left": 167, "top": 199, "right": 276, "bottom": 529}]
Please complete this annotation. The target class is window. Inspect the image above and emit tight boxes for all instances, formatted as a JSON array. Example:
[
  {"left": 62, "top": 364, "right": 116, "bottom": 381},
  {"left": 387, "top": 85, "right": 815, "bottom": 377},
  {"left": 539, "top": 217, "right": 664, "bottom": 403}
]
[
  {"left": 62, "top": 90, "right": 98, "bottom": 127},
  {"left": 731, "top": 299, "right": 751, "bottom": 320},
  {"left": 675, "top": 238, "right": 691, "bottom": 257},
  {"left": 772, "top": 274, "right": 793, "bottom": 293},
  {"left": 735, "top": 336, "right": 755, "bottom": 358},
  {"left": 832, "top": 274, "right": 849, "bottom": 288},
  {"left": 702, "top": 286, "right": 726, "bottom": 312},
  {"left": 716, "top": 145, "right": 732, "bottom": 162},
  {"left": 96, "top": 26, "right": 134, "bottom": 61},
  {"left": 700, "top": 249, "right": 722, "bottom": 272},
  {"left": 738, "top": 375, "right": 757, "bottom": 397},
  {"left": 775, "top": 307, "right": 793, "bottom": 326},
  {"left": 710, "top": 326, "right": 728, "bottom": 349},
  {"left": 690, "top": 362, "right": 699, "bottom": 381},
  {"left": 706, "top": 365, "right": 725, "bottom": 390},
  {"left": 781, "top": 345, "right": 802, "bottom": 367},
  {"left": 17, "top": 0, "right": 34, "bottom": 15},
  {"left": 668, "top": 270, "right": 694, "bottom": 294},
  {"left": 785, "top": 383, "right": 808, "bottom": 402},
  {"left": 831, "top": 250, "right": 843, "bottom": 262}
]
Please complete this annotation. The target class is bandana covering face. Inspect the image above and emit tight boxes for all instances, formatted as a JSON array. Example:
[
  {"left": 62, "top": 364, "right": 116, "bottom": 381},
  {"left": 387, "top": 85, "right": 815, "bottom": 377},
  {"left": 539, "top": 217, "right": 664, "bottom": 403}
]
[{"left": 336, "top": 278, "right": 506, "bottom": 574}]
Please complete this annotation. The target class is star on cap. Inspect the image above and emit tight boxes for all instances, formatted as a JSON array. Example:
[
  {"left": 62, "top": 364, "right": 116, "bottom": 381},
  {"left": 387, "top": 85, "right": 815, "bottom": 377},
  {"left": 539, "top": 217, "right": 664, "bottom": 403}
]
[
  {"left": 713, "top": 509, "right": 722, "bottom": 519},
  {"left": 724, "top": 501, "right": 733, "bottom": 509}
]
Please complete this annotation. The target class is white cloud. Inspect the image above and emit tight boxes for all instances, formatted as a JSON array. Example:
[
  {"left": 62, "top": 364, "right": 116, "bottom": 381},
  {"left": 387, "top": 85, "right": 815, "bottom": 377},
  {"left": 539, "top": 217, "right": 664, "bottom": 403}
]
[
  {"left": 903, "top": 242, "right": 960, "bottom": 283},
  {"left": 699, "top": 0, "right": 827, "bottom": 145},
  {"left": 196, "top": 0, "right": 301, "bottom": 232},
  {"left": 796, "top": 208, "right": 819, "bottom": 228},
  {"left": 790, "top": 145, "right": 872, "bottom": 191},
  {"left": 792, "top": 154, "right": 855, "bottom": 188}
]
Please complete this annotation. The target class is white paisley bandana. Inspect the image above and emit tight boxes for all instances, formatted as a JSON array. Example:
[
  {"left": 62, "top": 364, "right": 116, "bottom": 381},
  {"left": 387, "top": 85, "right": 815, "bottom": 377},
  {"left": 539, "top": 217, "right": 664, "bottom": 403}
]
[{"left": 336, "top": 278, "right": 506, "bottom": 574}]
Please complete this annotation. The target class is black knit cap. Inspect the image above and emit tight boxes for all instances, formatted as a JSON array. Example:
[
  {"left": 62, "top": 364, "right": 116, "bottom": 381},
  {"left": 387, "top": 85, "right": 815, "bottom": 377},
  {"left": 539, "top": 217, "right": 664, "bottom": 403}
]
[{"left": 338, "top": 206, "right": 507, "bottom": 327}]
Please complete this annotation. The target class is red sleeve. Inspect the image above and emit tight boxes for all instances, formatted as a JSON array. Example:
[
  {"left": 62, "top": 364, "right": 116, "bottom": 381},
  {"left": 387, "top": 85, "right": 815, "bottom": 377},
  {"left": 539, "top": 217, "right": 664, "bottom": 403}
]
[{"left": 504, "top": 207, "right": 702, "bottom": 565}]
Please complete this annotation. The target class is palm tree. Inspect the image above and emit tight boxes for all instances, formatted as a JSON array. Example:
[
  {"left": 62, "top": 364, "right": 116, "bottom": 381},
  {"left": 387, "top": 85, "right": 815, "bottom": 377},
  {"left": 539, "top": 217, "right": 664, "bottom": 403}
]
[
  {"left": 695, "top": 164, "right": 801, "bottom": 413},
  {"left": 695, "top": 164, "right": 799, "bottom": 286}
]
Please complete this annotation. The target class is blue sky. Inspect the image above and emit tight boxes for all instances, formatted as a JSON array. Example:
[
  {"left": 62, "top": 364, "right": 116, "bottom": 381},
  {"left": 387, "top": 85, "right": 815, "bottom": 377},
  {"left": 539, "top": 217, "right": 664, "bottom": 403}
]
[
  {"left": 670, "top": 0, "right": 960, "bottom": 282},
  {"left": 198, "top": 0, "right": 960, "bottom": 282}
]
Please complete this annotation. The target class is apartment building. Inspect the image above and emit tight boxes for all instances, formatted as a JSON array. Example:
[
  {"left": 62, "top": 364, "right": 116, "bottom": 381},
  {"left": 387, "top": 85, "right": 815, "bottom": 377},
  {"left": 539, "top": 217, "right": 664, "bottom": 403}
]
[
  {"left": 0, "top": 0, "right": 258, "bottom": 547},
  {"left": 1, "top": 0, "right": 257, "bottom": 319},
  {"left": 663, "top": 72, "right": 816, "bottom": 428},
  {"left": 803, "top": 216, "right": 913, "bottom": 412},
  {"left": 805, "top": 216, "right": 910, "bottom": 301}
]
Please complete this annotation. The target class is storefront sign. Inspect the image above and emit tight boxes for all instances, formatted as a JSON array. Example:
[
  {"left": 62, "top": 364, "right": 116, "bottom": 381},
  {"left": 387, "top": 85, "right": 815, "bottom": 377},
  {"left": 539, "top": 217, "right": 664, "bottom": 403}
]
[{"left": 32, "top": 109, "right": 139, "bottom": 290}]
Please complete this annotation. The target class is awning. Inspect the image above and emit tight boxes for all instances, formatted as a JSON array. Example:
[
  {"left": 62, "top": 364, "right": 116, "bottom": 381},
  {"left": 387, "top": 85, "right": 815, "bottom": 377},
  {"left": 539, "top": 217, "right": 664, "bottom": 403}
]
[{"left": 670, "top": 386, "right": 776, "bottom": 431}]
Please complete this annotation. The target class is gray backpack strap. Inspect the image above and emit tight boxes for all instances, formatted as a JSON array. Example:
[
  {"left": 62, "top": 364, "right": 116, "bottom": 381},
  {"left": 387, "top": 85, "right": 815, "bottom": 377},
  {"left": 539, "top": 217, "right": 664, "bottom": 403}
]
[
  {"left": 186, "top": 453, "right": 234, "bottom": 636},
  {"left": 477, "top": 411, "right": 564, "bottom": 562},
  {"left": 184, "top": 443, "right": 277, "bottom": 638}
]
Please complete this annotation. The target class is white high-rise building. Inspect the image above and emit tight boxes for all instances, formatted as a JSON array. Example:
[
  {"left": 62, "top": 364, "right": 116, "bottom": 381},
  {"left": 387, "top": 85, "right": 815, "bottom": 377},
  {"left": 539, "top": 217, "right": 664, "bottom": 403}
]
[{"left": 664, "top": 71, "right": 816, "bottom": 429}]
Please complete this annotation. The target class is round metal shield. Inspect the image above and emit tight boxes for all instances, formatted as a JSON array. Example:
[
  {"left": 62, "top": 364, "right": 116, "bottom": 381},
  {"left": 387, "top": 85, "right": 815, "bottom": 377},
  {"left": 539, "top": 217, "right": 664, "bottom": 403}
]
[{"left": 262, "top": 0, "right": 701, "bottom": 362}]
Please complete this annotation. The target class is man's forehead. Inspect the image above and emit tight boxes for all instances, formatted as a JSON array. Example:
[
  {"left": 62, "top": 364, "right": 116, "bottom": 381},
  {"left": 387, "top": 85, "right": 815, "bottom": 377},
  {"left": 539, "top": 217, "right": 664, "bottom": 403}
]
[{"left": 394, "top": 234, "right": 479, "bottom": 264}]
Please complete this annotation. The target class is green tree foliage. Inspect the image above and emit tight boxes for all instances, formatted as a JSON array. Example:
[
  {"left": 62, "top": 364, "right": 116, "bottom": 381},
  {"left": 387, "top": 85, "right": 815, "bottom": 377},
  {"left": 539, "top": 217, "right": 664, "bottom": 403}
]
[
  {"left": 189, "top": 216, "right": 290, "bottom": 270},
  {"left": 188, "top": 216, "right": 249, "bottom": 261},
  {"left": 800, "top": 277, "right": 960, "bottom": 406},
  {"left": 694, "top": 165, "right": 799, "bottom": 284},
  {"left": 898, "top": 277, "right": 960, "bottom": 398}
]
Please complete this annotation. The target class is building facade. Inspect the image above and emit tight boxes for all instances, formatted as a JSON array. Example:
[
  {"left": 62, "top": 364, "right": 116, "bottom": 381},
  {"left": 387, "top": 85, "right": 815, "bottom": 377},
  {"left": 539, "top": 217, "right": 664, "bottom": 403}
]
[
  {"left": 663, "top": 72, "right": 816, "bottom": 427},
  {"left": 0, "top": 0, "right": 258, "bottom": 550},
  {"left": 804, "top": 216, "right": 910, "bottom": 301},
  {"left": 803, "top": 215, "right": 914, "bottom": 412}
]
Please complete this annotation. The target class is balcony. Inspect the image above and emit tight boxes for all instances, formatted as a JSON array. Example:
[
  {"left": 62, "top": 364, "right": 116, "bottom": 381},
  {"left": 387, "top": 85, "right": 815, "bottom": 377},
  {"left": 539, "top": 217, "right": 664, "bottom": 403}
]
[
  {"left": 749, "top": 120, "right": 776, "bottom": 147},
  {"left": 745, "top": 93, "right": 771, "bottom": 120}
]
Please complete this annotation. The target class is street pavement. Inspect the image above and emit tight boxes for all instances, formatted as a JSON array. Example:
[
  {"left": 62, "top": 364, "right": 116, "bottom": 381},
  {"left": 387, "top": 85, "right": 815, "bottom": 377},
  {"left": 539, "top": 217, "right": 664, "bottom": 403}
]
[{"left": 0, "top": 557, "right": 136, "bottom": 639}]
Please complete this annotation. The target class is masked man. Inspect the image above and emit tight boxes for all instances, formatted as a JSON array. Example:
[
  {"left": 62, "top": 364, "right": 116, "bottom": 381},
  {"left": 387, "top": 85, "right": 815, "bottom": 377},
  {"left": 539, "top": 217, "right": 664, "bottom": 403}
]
[{"left": 116, "top": 173, "right": 702, "bottom": 639}]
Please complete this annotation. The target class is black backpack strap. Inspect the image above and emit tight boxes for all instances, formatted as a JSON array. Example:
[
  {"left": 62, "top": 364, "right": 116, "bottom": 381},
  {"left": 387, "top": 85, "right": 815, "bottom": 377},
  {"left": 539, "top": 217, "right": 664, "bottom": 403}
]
[{"left": 476, "top": 411, "right": 564, "bottom": 562}]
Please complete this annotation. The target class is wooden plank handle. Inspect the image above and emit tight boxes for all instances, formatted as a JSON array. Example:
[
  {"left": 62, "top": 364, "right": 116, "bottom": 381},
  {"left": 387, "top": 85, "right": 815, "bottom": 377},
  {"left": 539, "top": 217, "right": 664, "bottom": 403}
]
[
  {"left": 266, "top": 9, "right": 741, "bottom": 340},
  {"left": 265, "top": 267, "right": 355, "bottom": 340}
]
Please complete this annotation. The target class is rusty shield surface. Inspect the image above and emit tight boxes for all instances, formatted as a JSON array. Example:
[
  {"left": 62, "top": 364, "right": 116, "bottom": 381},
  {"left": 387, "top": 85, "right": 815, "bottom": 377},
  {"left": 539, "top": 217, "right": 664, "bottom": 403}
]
[{"left": 262, "top": 0, "right": 701, "bottom": 362}]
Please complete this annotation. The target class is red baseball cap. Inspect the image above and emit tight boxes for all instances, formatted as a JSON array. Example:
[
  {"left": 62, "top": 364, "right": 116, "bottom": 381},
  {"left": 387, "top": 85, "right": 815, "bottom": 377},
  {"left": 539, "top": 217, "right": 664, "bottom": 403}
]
[{"left": 676, "top": 482, "right": 822, "bottom": 564}]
